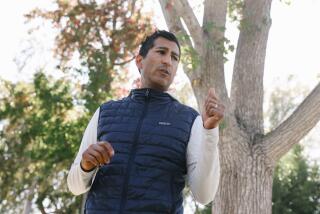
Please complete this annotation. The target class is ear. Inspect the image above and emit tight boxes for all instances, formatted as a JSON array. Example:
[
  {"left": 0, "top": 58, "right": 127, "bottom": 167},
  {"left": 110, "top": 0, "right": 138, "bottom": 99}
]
[{"left": 135, "top": 55, "right": 143, "bottom": 71}]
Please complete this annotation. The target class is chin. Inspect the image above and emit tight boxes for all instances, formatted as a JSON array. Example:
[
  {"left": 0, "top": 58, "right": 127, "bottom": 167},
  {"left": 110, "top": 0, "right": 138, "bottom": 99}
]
[
  {"left": 149, "top": 80, "right": 169, "bottom": 91},
  {"left": 153, "top": 84, "right": 169, "bottom": 92}
]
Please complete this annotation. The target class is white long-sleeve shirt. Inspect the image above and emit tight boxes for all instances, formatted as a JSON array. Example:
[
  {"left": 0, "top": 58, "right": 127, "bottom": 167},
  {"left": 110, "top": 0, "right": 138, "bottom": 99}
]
[{"left": 67, "top": 107, "right": 220, "bottom": 205}]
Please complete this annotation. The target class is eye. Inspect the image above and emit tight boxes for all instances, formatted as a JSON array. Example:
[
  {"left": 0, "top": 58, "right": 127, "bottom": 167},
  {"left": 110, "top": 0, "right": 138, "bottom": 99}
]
[
  {"left": 157, "top": 50, "right": 165, "bottom": 55},
  {"left": 171, "top": 55, "right": 178, "bottom": 61}
]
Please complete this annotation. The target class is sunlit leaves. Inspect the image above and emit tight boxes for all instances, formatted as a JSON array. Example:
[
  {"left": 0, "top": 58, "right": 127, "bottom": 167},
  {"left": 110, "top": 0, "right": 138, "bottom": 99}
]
[
  {"left": 26, "top": 0, "right": 153, "bottom": 114},
  {"left": 0, "top": 72, "right": 85, "bottom": 213},
  {"left": 1, "top": 1, "right": 153, "bottom": 212}
]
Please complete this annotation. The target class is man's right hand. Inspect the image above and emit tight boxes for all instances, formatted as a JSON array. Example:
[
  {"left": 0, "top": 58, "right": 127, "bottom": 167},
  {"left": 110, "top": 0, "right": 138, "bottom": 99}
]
[{"left": 80, "top": 141, "right": 114, "bottom": 172}]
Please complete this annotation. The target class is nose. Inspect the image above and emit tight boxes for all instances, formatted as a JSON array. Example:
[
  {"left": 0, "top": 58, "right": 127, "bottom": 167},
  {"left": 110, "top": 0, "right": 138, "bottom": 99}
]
[{"left": 161, "top": 53, "right": 172, "bottom": 66}]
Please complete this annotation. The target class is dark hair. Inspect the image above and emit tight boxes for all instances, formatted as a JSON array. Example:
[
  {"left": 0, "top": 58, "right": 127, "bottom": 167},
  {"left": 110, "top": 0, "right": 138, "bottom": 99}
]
[{"left": 138, "top": 30, "right": 181, "bottom": 58}]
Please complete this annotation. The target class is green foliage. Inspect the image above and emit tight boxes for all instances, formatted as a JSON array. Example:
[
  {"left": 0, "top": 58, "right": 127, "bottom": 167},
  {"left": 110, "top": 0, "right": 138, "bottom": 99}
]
[
  {"left": 1, "top": 1, "right": 152, "bottom": 213},
  {"left": 267, "top": 83, "right": 320, "bottom": 214},
  {"left": 272, "top": 145, "right": 320, "bottom": 214},
  {"left": 26, "top": 0, "right": 152, "bottom": 114},
  {"left": 181, "top": 44, "right": 201, "bottom": 71},
  {"left": 279, "top": 0, "right": 292, "bottom": 6},
  {"left": 0, "top": 72, "right": 86, "bottom": 213},
  {"left": 175, "top": 32, "right": 201, "bottom": 71},
  {"left": 227, "top": 0, "right": 244, "bottom": 22},
  {"left": 214, "top": 37, "right": 235, "bottom": 62},
  {"left": 196, "top": 203, "right": 212, "bottom": 214},
  {"left": 202, "top": 22, "right": 235, "bottom": 62}
]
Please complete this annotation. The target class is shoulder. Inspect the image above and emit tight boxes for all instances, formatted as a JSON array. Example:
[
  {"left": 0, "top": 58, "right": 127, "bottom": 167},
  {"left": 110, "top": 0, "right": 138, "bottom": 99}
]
[
  {"left": 170, "top": 100, "right": 199, "bottom": 125},
  {"left": 100, "top": 96, "right": 130, "bottom": 111},
  {"left": 172, "top": 100, "right": 199, "bottom": 116}
]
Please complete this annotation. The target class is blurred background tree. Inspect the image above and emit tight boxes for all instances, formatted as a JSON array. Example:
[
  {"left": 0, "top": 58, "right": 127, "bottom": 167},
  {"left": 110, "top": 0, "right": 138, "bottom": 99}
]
[
  {"left": 0, "top": 0, "right": 152, "bottom": 213},
  {"left": 1, "top": 0, "right": 320, "bottom": 213},
  {"left": 0, "top": 73, "right": 86, "bottom": 213},
  {"left": 26, "top": 0, "right": 152, "bottom": 113},
  {"left": 272, "top": 144, "right": 320, "bottom": 214},
  {"left": 269, "top": 84, "right": 320, "bottom": 214}
]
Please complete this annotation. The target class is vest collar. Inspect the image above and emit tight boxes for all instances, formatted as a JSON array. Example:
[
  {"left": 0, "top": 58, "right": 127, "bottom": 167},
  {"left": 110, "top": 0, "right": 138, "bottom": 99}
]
[{"left": 129, "top": 88, "right": 176, "bottom": 102}]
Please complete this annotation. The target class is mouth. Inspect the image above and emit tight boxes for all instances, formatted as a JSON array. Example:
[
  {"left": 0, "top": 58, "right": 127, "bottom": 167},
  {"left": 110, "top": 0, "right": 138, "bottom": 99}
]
[{"left": 158, "top": 68, "right": 170, "bottom": 76}]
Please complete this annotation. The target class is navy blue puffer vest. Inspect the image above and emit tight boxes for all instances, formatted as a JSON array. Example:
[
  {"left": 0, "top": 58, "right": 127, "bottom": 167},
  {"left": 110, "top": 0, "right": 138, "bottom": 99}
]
[{"left": 85, "top": 88, "right": 198, "bottom": 214}]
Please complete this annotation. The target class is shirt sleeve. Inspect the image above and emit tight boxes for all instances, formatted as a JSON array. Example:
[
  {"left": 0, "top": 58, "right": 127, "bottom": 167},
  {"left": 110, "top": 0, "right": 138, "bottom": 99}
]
[
  {"left": 186, "top": 115, "right": 220, "bottom": 205},
  {"left": 67, "top": 107, "right": 100, "bottom": 195}
]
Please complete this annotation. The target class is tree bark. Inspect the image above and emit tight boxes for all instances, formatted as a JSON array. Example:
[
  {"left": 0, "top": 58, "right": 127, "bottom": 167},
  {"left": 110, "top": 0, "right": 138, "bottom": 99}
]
[
  {"left": 23, "top": 189, "right": 34, "bottom": 214},
  {"left": 159, "top": 0, "right": 197, "bottom": 79},
  {"left": 23, "top": 182, "right": 36, "bottom": 214},
  {"left": 158, "top": 0, "right": 320, "bottom": 213},
  {"left": 199, "top": 0, "right": 229, "bottom": 107},
  {"left": 213, "top": 141, "right": 274, "bottom": 214},
  {"left": 172, "top": 0, "right": 203, "bottom": 50},
  {"left": 264, "top": 82, "right": 320, "bottom": 162},
  {"left": 230, "top": 0, "right": 272, "bottom": 137}
]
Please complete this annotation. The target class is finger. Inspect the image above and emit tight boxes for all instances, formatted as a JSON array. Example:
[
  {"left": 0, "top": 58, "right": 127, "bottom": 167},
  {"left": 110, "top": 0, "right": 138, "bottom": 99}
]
[
  {"left": 206, "top": 102, "right": 219, "bottom": 113},
  {"left": 90, "top": 147, "right": 107, "bottom": 164},
  {"left": 88, "top": 144, "right": 110, "bottom": 164},
  {"left": 205, "top": 96, "right": 218, "bottom": 109},
  {"left": 207, "top": 99, "right": 224, "bottom": 110},
  {"left": 209, "top": 88, "right": 215, "bottom": 96},
  {"left": 95, "top": 144, "right": 112, "bottom": 163},
  {"left": 83, "top": 153, "right": 100, "bottom": 166},
  {"left": 88, "top": 153, "right": 100, "bottom": 166},
  {"left": 204, "top": 98, "right": 218, "bottom": 110},
  {"left": 207, "top": 104, "right": 224, "bottom": 117},
  {"left": 206, "top": 97, "right": 218, "bottom": 103},
  {"left": 208, "top": 88, "right": 218, "bottom": 99},
  {"left": 211, "top": 106, "right": 225, "bottom": 118},
  {"left": 206, "top": 100, "right": 219, "bottom": 109},
  {"left": 98, "top": 141, "right": 115, "bottom": 157},
  {"left": 208, "top": 107, "right": 220, "bottom": 116},
  {"left": 208, "top": 108, "right": 223, "bottom": 119}
]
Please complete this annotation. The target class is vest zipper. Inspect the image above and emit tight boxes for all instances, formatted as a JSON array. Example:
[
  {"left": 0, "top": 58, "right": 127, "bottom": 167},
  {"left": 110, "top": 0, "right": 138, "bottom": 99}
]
[{"left": 119, "top": 89, "right": 150, "bottom": 213}]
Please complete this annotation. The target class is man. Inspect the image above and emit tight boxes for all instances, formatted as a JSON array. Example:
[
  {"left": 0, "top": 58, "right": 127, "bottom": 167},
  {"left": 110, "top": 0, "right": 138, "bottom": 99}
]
[{"left": 67, "top": 30, "right": 224, "bottom": 213}]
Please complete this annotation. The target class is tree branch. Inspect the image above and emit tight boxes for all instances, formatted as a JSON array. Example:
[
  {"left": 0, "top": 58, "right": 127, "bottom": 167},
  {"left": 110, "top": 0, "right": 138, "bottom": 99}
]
[
  {"left": 173, "top": 0, "right": 203, "bottom": 50},
  {"left": 230, "top": 0, "right": 273, "bottom": 136},
  {"left": 203, "top": 0, "right": 228, "bottom": 41},
  {"left": 113, "top": 56, "right": 135, "bottom": 66},
  {"left": 159, "top": 0, "right": 191, "bottom": 47},
  {"left": 159, "top": 0, "right": 195, "bottom": 77},
  {"left": 263, "top": 83, "right": 320, "bottom": 162},
  {"left": 198, "top": 0, "right": 229, "bottom": 106}
]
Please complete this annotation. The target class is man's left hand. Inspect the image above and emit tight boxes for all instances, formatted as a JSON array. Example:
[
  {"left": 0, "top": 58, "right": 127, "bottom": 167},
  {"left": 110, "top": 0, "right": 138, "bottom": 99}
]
[{"left": 202, "top": 88, "right": 225, "bottom": 129}]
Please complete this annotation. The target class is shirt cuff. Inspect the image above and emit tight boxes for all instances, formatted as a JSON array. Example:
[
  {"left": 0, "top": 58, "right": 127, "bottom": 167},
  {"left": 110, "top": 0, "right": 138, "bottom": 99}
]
[
  {"left": 202, "top": 127, "right": 219, "bottom": 144},
  {"left": 79, "top": 162, "right": 98, "bottom": 179}
]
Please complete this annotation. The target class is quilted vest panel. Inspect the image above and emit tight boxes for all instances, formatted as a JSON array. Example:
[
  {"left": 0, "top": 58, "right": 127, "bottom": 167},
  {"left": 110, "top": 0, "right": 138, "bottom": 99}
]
[{"left": 85, "top": 88, "right": 198, "bottom": 214}]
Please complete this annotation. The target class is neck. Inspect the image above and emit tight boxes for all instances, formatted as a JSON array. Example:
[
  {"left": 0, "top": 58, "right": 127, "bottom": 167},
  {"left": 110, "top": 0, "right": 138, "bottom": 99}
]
[{"left": 140, "top": 84, "right": 167, "bottom": 92}]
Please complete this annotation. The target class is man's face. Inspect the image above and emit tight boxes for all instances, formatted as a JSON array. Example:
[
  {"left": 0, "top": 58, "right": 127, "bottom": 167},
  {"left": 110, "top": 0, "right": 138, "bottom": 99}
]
[{"left": 136, "top": 37, "right": 180, "bottom": 91}]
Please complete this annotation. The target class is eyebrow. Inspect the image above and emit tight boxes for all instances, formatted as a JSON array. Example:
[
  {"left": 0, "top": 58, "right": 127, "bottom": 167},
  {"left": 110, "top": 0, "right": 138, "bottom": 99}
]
[{"left": 155, "top": 46, "right": 180, "bottom": 59}]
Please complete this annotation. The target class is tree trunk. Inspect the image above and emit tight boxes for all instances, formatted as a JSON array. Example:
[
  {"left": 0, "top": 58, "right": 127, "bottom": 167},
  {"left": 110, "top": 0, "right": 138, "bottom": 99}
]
[
  {"left": 213, "top": 159, "right": 273, "bottom": 214},
  {"left": 158, "top": 0, "right": 320, "bottom": 213},
  {"left": 212, "top": 125, "right": 274, "bottom": 214},
  {"left": 23, "top": 193, "right": 33, "bottom": 214},
  {"left": 23, "top": 183, "right": 35, "bottom": 214}
]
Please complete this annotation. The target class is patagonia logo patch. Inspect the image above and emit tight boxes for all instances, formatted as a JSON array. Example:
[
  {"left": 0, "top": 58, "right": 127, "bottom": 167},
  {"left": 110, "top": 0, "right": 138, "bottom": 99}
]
[{"left": 158, "top": 121, "right": 171, "bottom": 126}]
